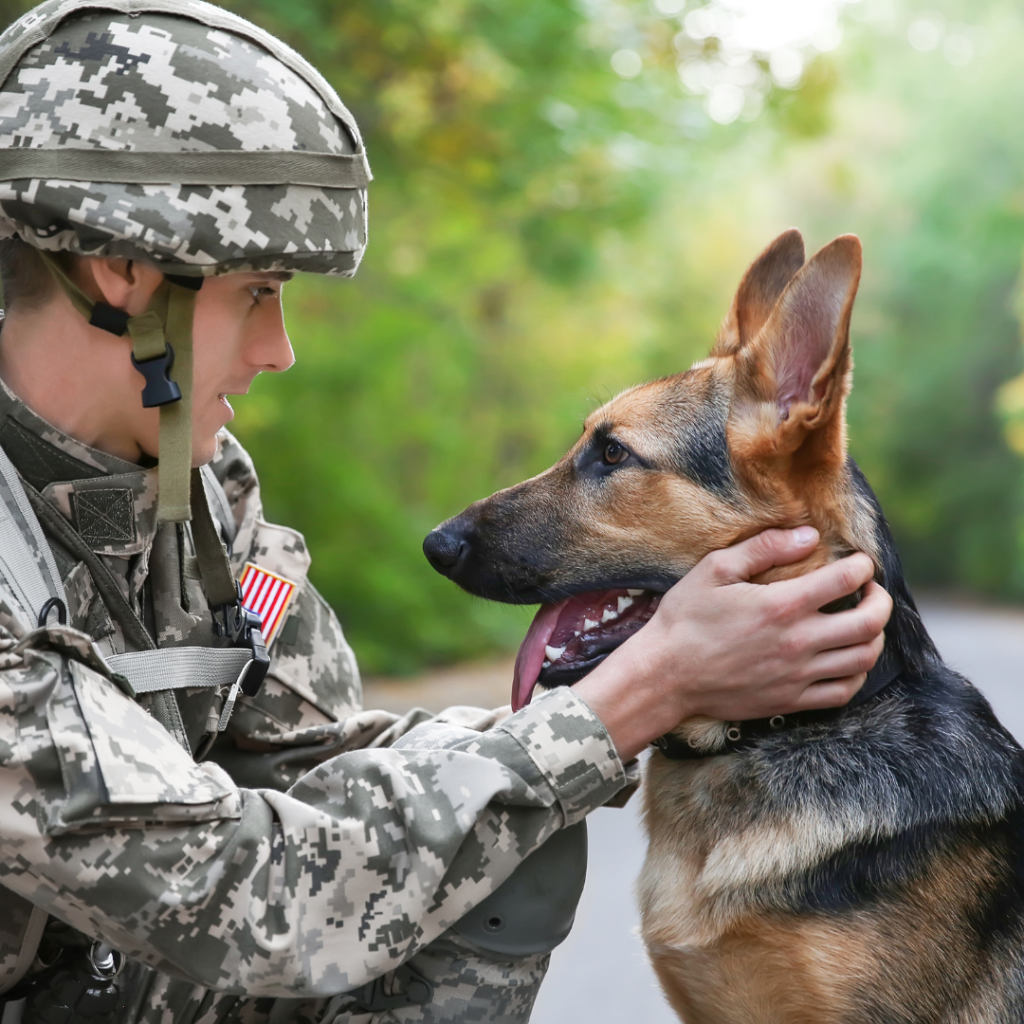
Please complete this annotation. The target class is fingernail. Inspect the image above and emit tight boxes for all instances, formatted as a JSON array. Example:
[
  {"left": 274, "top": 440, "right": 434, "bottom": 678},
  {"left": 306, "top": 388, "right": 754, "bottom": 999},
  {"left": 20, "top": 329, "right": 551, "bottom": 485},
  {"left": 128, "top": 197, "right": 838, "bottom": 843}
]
[{"left": 793, "top": 526, "right": 818, "bottom": 545}]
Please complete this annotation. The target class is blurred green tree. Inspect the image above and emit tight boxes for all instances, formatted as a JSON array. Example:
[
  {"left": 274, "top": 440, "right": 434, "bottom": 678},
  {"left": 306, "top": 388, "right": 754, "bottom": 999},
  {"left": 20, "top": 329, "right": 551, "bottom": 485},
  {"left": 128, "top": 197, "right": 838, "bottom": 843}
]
[{"left": 2, "top": 0, "right": 1024, "bottom": 672}]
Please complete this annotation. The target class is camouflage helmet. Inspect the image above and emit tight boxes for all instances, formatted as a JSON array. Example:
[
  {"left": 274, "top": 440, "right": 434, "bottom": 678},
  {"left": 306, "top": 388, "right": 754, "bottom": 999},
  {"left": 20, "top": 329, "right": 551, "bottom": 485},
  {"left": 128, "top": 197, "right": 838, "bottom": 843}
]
[
  {"left": 0, "top": 0, "right": 371, "bottom": 277},
  {"left": 0, "top": 0, "right": 372, "bottom": 524}
]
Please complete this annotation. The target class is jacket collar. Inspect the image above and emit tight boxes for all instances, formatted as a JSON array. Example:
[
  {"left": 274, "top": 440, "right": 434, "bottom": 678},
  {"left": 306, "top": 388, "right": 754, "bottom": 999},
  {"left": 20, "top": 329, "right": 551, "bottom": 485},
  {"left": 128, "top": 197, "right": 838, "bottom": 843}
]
[{"left": 0, "top": 377, "right": 159, "bottom": 556}]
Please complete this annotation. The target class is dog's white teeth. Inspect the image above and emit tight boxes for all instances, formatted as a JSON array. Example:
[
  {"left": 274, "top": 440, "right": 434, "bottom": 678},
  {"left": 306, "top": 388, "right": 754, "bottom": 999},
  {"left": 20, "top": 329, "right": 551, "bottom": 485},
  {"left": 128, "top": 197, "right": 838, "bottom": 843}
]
[
  {"left": 617, "top": 595, "right": 634, "bottom": 614},
  {"left": 584, "top": 618, "right": 599, "bottom": 631},
  {"left": 574, "top": 630, "right": 581, "bottom": 637},
  {"left": 601, "top": 606, "right": 619, "bottom": 624},
  {"left": 542, "top": 660, "right": 551, "bottom": 669},
  {"left": 544, "top": 644, "right": 566, "bottom": 663},
  {"left": 627, "top": 589, "right": 644, "bottom": 596}
]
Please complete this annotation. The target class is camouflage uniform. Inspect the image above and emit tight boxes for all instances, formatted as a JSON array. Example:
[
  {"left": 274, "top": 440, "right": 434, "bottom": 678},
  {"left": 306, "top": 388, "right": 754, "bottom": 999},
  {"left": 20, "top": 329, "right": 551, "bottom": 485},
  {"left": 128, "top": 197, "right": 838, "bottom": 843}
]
[
  {"left": 0, "top": 377, "right": 631, "bottom": 1021},
  {"left": 0, "top": 2, "right": 633, "bottom": 1020}
]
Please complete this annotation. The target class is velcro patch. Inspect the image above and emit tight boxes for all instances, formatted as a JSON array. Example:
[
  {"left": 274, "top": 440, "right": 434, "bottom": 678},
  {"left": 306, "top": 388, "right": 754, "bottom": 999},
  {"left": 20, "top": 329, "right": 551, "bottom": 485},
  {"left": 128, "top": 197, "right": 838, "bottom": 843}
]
[
  {"left": 240, "top": 562, "right": 298, "bottom": 648},
  {"left": 71, "top": 488, "right": 135, "bottom": 544}
]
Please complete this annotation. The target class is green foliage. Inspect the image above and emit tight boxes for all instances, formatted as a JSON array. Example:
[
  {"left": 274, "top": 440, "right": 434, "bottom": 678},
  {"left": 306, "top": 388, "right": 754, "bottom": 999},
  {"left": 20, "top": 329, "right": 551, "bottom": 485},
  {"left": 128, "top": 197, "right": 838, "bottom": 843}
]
[
  {"left": 4, "top": 0, "right": 1024, "bottom": 669},
  {"left": 219, "top": 0, "right": 731, "bottom": 671}
]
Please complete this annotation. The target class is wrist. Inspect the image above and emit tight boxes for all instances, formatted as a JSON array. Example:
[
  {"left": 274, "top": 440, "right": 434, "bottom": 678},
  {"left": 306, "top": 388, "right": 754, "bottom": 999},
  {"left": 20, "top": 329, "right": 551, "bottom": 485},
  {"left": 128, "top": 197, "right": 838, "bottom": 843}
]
[{"left": 574, "top": 643, "right": 693, "bottom": 761}]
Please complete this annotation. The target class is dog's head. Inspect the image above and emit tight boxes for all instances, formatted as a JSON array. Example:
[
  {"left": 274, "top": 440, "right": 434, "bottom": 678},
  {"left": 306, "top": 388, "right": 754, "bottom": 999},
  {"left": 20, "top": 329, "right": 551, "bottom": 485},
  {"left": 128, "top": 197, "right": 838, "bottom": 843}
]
[{"left": 425, "top": 230, "right": 882, "bottom": 709}]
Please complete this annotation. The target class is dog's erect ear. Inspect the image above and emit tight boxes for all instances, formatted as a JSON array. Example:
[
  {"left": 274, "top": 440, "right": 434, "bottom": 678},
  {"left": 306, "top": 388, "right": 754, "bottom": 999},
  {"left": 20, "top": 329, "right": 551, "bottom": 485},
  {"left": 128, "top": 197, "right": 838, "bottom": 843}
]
[
  {"left": 737, "top": 234, "right": 862, "bottom": 443},
  {"left": 713, "top": 229, "right": 806, "bottom": 357}
]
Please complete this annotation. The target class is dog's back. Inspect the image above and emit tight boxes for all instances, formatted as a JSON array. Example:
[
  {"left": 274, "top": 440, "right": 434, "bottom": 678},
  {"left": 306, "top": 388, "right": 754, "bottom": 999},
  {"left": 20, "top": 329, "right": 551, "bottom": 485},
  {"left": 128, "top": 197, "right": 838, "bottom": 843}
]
[{"left": 640, "top": 473, "right": 1024, "bottom": 1022}]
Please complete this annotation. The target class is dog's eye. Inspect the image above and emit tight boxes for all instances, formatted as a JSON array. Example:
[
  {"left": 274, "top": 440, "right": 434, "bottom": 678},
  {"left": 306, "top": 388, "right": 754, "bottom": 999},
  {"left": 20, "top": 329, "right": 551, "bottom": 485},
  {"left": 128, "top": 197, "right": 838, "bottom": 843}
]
[{"left": 603, "top": 441, "right": 629, "bottom": 465}]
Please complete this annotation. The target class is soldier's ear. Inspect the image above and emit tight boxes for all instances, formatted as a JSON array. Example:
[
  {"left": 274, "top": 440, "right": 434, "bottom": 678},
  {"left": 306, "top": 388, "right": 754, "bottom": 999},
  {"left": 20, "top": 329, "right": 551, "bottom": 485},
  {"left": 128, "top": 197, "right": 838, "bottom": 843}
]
[
  {"left": 713, "top": 229, "right": 806, "bottom": 357},
  {"left": 83, "top": 257, "right": 163, "bottom": 317}
]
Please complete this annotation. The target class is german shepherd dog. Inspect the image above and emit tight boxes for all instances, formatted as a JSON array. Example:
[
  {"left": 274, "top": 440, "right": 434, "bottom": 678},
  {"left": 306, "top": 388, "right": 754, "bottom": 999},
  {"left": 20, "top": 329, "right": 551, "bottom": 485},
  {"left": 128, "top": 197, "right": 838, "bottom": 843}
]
[{"left": 423, "top": 230, "right": 1024, "bottom": 1022}]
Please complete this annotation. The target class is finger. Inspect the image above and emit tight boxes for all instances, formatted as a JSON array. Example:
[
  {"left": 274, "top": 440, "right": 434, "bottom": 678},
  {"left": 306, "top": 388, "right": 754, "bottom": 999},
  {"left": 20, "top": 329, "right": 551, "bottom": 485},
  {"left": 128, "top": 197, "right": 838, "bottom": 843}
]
[
  {"left": 699, "top": 526, "right": 819, "bottom": 585},
  {"left": 806, "top": 582, "right": 893, "bottom": 651},
  {"left": 802, "top": 631, "right": 885, "bottom": 683},
  {"left": 792, "top": 674, "right": 866, "bottom": 712},
  {"left": 773, "top": 552, "right": 875, "bottom": 613}
]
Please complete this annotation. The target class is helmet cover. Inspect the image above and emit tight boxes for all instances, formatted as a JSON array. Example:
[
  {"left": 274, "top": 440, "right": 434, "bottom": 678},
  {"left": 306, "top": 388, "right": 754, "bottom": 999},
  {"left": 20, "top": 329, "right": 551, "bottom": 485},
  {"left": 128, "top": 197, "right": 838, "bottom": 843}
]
[{"left": 0, "top": 0, "right": 371, "bottom": 276}]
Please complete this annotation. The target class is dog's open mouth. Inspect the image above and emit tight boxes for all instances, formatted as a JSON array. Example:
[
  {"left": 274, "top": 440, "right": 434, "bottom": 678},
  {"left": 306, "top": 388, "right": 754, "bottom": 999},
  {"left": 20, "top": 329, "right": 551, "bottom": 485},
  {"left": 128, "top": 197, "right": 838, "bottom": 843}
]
[{"left": 512, "top": 588, "right": 662, "bottom": 711}]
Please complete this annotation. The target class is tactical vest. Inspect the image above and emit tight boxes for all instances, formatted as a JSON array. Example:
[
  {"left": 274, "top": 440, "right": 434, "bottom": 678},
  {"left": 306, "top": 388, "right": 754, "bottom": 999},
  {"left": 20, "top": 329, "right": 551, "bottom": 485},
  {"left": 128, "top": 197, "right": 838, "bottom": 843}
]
[{"left": 0, "top": 436, "right": 265, "bottom": 997}]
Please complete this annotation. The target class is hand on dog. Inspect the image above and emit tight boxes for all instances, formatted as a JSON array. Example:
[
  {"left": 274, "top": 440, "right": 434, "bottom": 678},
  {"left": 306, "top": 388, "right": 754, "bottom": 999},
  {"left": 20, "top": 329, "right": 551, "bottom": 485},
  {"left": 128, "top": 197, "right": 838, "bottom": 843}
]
[{"left": 573, "top": 526, "right": 892, "bottom": 762}]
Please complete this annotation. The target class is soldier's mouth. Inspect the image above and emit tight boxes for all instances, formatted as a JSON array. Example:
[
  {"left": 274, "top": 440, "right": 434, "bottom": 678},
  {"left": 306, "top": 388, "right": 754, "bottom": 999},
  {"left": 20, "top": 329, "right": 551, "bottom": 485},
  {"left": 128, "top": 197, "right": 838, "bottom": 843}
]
[{"left": 512, "top": 589, "right": 661, "bottom": 711}]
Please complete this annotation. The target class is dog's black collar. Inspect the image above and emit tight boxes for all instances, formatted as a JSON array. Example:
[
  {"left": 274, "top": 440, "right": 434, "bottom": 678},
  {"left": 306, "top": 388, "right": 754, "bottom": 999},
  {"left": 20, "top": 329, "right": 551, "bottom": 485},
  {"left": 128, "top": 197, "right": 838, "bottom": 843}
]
[{"left": 652, "top": 657, "right": 903, "bottom": 761}]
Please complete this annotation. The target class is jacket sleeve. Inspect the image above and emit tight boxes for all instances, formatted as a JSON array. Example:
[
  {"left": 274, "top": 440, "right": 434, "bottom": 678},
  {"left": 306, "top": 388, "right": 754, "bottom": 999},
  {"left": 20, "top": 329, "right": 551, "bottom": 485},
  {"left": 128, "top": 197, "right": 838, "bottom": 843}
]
[
  {"left": 204, "top": 429, "right": 511, "bottom": 792},
  {"left": 0, "top": 625, "right": 627, "bottom": 997}
]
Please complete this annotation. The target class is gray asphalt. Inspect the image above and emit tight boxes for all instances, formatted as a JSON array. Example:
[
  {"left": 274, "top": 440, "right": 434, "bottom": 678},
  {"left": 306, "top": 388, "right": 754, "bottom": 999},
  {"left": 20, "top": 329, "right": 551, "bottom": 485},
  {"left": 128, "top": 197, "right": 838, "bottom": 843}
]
[{"left": 529, "top": 599, "right": 1024, "bottom": 1023}]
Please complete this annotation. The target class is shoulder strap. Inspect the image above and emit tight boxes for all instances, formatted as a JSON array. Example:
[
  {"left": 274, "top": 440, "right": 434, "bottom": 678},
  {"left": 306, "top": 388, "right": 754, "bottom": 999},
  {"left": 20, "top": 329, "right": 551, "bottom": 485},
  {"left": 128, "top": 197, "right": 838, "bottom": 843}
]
[
  {"left": 0, "top": 443, "right": 65, "bottom": 632},
  {"left": 0, "top": 900, "right": 47, "bottom": 997},
  {"left": 14, "top": 469, "right": 254, "bottom": 751}
]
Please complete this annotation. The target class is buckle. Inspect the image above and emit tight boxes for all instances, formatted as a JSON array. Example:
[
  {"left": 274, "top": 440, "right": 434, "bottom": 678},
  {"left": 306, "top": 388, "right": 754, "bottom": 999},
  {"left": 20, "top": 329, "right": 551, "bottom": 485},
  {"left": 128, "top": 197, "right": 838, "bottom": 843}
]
[
  {"left": 213, "top": 582, "right": 270, "bottom": 696},
  {"left": 131, "top": 344, "right": 182, "bottom": 407}
]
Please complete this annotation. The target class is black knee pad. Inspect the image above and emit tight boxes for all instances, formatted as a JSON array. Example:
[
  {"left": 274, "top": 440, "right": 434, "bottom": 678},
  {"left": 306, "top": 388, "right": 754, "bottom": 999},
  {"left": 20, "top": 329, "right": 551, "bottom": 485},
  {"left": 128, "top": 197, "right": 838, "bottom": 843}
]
[{"left": 452, "top": 822, "right": 588, "bottom": 956}]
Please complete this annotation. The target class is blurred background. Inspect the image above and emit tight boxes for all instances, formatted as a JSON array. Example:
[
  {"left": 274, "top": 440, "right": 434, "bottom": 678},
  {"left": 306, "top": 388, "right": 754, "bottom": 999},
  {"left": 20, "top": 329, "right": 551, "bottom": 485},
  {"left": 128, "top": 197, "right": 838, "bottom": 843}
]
[
  {"left": 5, "top": 1, "right": 1024, "bottom": 1017},
  {"left": 3, "top": 0, "right": 1024, "bottom": 678}
]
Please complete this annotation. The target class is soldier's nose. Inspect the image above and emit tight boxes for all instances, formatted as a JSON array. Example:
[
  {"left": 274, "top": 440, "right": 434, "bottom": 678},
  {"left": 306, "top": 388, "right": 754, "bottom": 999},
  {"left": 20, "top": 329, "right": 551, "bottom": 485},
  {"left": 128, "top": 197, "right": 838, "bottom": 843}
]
[{"left": 423, "top": 525, "right": 471, "bottom": 579}]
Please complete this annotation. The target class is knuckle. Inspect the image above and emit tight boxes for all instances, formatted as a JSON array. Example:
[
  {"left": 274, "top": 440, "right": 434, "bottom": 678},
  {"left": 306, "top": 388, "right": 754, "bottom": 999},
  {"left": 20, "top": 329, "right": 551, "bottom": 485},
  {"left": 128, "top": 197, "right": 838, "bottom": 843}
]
[
  {"left": 769, "top": 592, "right": 800, "bottom": 623},
  {"left": 842, "top": 675, "right": 867, "bottom": 704},
  {"left": 835, "top": 561, "right": 861, "bottom": 595},
  {"left": 778, "top": 631, "right": 808, "bottom": 662},
  {"left": 854, "top": 646, "right": 877, "bottom": 673},
  {"left": 703, "top": 549, "right": 729, "bottom": 578}
]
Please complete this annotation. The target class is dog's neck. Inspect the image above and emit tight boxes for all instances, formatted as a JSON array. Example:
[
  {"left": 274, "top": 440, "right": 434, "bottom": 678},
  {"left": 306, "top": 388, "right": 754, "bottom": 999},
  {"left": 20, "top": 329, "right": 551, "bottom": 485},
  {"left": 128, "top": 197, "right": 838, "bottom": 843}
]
[{"left": 658, "top": 459, "right": 938, "bottom": 761}]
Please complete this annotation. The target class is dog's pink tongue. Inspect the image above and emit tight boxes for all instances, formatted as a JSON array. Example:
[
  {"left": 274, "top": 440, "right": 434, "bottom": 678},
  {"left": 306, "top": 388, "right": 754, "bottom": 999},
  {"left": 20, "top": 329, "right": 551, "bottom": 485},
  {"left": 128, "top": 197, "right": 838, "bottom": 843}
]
[{"left": 512, "top": 600, "right": 568, "bottom": 712}]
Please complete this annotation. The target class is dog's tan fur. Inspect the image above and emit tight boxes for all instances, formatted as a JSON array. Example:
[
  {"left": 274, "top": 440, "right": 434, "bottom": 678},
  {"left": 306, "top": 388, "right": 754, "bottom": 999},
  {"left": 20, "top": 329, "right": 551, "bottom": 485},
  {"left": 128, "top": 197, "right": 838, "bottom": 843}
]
[{"left": 431, "top": 229, "right": 1024, "bottom": 1021}]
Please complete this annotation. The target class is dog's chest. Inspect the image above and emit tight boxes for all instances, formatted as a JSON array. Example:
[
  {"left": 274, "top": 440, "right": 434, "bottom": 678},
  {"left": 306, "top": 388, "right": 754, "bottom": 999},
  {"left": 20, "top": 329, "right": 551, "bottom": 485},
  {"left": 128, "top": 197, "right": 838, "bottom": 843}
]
[{"left": 637, "top": 753, "right": 864, "bottom": 1024}]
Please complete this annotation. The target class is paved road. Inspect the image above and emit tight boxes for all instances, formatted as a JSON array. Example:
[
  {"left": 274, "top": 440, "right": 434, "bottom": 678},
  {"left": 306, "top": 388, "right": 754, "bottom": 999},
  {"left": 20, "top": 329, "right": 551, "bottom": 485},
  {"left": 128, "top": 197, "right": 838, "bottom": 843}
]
[{"left": 529, "top": 599, "right": 1024, "bottom": 1023}]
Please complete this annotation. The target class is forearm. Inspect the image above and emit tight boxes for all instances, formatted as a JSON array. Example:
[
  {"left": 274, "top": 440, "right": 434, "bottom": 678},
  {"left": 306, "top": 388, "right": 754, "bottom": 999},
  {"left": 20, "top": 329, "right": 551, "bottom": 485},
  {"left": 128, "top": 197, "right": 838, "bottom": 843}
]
[{"left": 2, "top": 645, "right": 624, "bottom": 996}]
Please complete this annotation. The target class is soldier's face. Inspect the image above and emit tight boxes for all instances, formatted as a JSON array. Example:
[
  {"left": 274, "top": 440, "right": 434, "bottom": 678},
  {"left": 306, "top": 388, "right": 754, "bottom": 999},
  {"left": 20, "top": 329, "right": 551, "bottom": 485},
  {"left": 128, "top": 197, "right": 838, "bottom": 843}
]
[
  {"left": 123, "top": 269, "right": 295, "bottom": 464},
  {"left": 187, "top": 271, "right": 295, "bottom": 464},
  {"left": 1, "top": 258, "right": 295, "bottom": 467}
]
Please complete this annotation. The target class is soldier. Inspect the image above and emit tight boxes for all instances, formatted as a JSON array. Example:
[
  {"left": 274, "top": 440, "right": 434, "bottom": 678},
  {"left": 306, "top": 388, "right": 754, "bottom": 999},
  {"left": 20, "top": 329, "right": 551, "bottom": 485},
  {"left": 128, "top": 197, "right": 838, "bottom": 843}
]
[{"left": 0, "top": 1, "right": 891, "bottom": 1022}]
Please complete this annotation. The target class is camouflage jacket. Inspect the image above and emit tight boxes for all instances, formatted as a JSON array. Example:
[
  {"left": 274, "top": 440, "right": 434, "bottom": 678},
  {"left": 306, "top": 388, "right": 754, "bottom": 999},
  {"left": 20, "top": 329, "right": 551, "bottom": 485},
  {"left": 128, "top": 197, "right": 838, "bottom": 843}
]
[{"left": 0, "top": 378, "right": 630, "bottom": 998}]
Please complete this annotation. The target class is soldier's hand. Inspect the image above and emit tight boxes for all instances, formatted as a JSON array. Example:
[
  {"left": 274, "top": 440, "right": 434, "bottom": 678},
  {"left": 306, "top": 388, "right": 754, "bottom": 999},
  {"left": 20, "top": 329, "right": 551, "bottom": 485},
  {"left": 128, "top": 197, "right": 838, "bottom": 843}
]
[{"left": 573, "top": 527, "right": 892, "bottom": 762}]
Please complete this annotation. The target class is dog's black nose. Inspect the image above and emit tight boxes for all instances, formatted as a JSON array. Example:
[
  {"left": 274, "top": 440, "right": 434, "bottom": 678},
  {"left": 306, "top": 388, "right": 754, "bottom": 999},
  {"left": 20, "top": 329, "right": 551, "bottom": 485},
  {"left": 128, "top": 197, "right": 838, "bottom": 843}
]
[{"left": 423, "top": 526, "right": 470, "bottom": 578}]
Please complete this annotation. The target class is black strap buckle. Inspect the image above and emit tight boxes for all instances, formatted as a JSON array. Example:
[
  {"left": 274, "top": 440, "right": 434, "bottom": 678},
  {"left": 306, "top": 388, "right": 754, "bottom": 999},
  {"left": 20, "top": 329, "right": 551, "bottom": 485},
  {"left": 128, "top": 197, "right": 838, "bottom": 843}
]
[
  {"left": 213, "top": 582, "right": 270, "bottom": 697},
  {"left": 131, "top": 344, "right": 182, "bottom": 408}
]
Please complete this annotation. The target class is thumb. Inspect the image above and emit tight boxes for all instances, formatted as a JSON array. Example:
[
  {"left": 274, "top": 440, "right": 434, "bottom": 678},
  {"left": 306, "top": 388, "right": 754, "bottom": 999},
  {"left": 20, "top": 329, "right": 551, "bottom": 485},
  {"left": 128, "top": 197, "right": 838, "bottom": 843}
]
[{"left": 702, "top": 526, "right": 819, "bottom": 585}]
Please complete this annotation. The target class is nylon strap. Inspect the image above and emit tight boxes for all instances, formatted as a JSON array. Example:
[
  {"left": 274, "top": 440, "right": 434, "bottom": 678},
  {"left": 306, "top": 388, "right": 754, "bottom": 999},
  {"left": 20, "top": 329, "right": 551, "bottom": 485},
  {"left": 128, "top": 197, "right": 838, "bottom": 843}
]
[
  {"left": 0, "top": 445, "right": 64, "bottom": 630},
  {"left": 21, "top": 483, "right": 191, "bottom": 748},
  {"left": 35, "top": 251, "right": 93, "bottom": 322},
  {"left": 0, "top": 902, "right": 48, "bottom": 997},
  {"left": 107, "top": 647, "right": 251, "bottom": 694},
  {"left": 189, "top": 467, "right": 240, "bottom": 608},
  {"left": 0, "top": 148, "right": 370, "bottom": 188},
  {"left": 22, "top": 480, "right": 252, "bottom": 745},
  {"left": 37, "top": 253, "right": 196, "bottom": 522},
  {"left": 156, "top": 283, "right": 195, "bottom": 522}
]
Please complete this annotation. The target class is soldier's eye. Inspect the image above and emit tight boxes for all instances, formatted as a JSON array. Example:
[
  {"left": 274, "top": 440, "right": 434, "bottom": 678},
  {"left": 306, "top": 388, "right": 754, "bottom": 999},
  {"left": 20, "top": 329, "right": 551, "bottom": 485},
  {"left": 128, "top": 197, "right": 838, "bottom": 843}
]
[
  {"left": 249, "top": 285, "right": 278, "bottom": 304},
  {"left": 603, "top": 440, "right": 628, "bottom": 465}
]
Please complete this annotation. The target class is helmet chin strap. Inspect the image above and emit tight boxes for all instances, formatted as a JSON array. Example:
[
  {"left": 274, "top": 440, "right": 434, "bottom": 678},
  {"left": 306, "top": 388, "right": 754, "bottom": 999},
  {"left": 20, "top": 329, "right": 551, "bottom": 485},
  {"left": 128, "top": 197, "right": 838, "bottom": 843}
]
[{"left": 37, "top": 251, "right": 201, "bottom": 523}]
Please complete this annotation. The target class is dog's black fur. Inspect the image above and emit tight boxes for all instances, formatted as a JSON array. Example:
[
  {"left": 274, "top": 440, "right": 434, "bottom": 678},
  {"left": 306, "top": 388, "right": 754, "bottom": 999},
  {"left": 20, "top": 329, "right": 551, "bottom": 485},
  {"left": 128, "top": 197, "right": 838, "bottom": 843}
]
[{"left": 425, "top": 231, "right": 1024, "bottom": 1021}]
